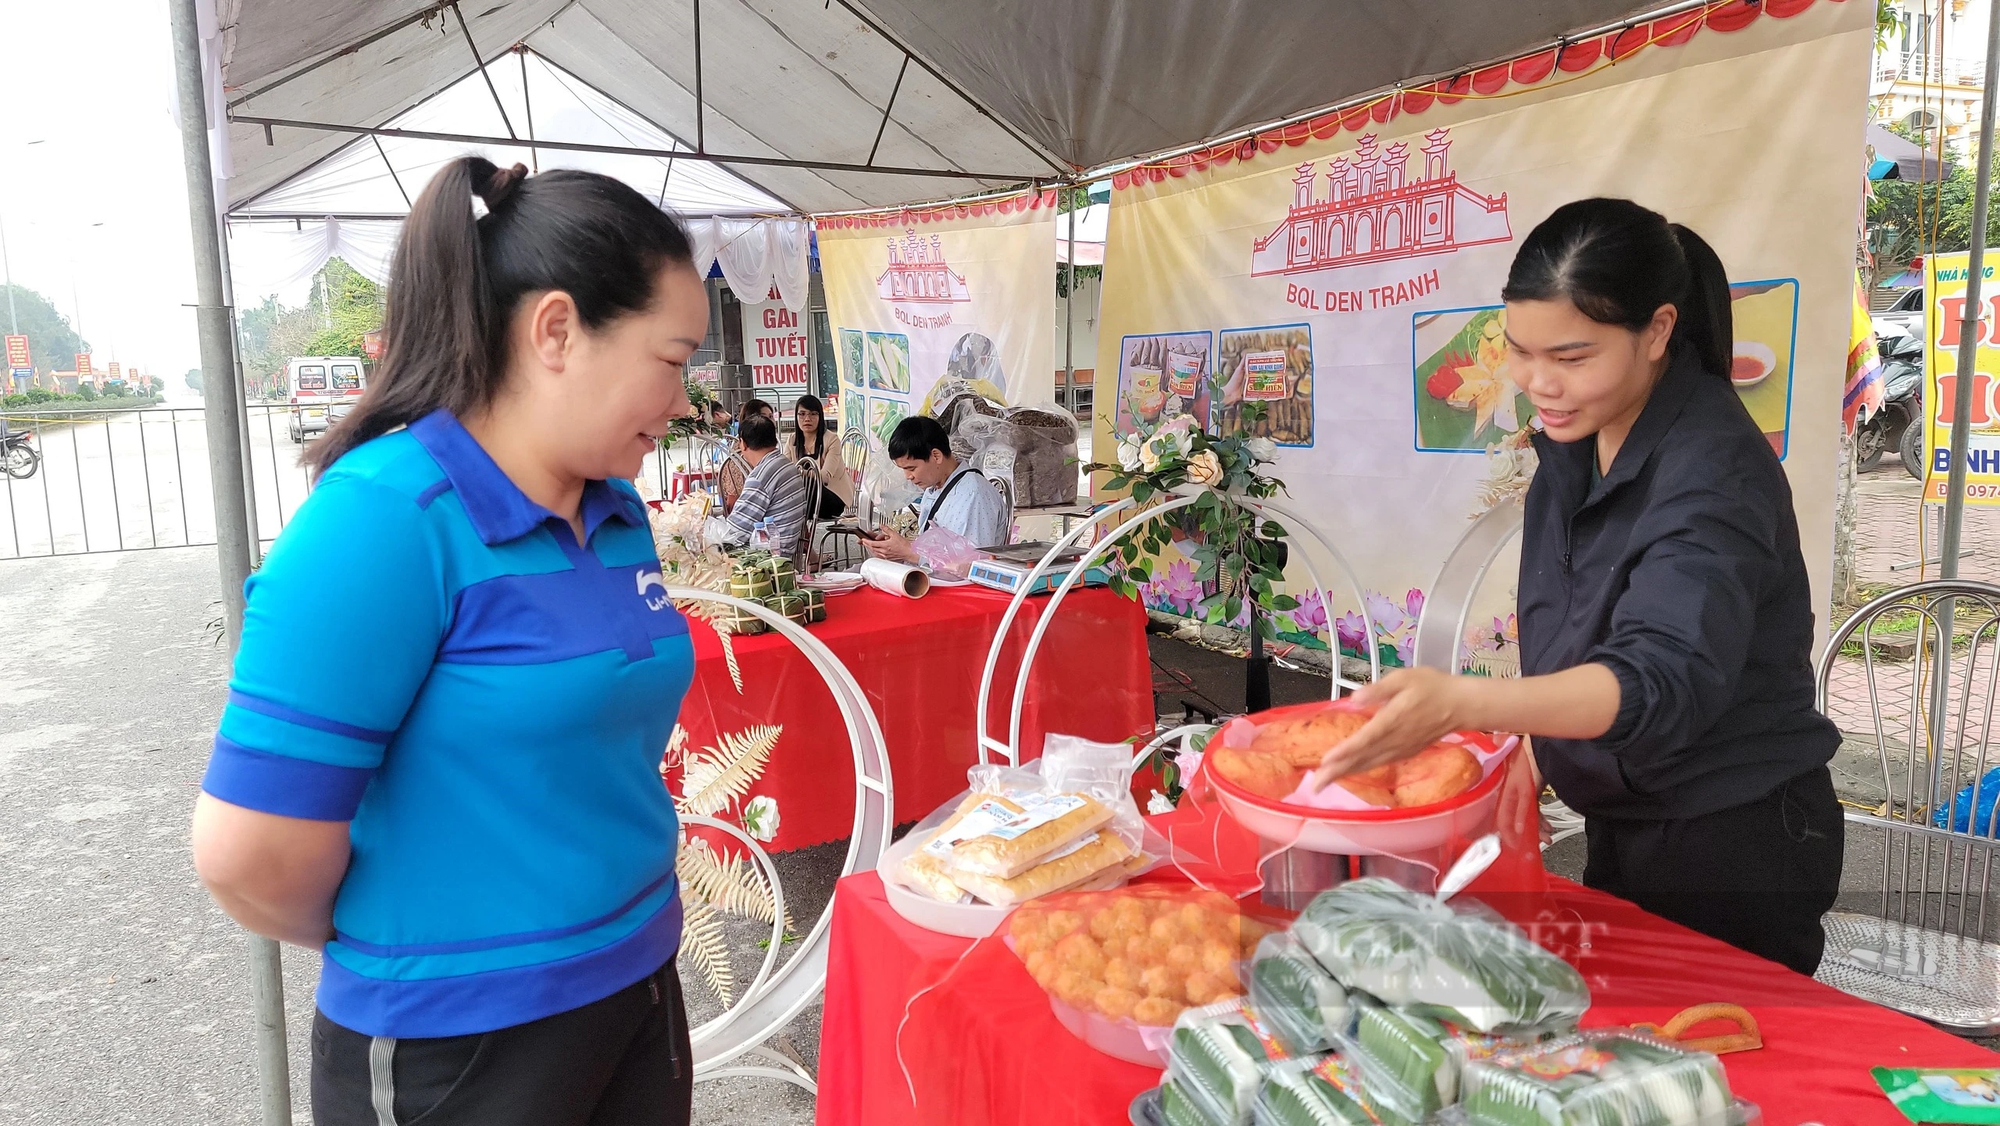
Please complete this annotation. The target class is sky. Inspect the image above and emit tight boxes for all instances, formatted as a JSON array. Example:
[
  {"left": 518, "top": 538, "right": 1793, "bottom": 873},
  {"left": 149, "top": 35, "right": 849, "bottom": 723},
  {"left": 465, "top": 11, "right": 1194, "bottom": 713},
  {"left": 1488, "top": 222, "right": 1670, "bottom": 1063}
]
[{"left": 1, "top": 0, "right": 202, "bottom": 383}]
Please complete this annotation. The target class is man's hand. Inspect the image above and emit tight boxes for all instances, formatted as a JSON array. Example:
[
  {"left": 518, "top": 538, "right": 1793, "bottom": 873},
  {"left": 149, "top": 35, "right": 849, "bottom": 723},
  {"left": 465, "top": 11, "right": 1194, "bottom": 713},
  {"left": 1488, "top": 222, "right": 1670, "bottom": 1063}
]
[
  {"left": 1309, "top": 667, "right": 1468, "bottom": 791},
  {"left": 862, "top": 527, "right": 918, "bottom": 564}
]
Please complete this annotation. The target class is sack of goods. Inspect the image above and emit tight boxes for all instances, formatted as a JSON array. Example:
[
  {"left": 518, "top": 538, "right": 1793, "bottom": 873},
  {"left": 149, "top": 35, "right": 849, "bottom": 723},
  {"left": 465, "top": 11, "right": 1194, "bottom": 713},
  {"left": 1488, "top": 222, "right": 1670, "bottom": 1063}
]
[{"left": 893, "top": 735, "right": 1154, "bottom": 908}]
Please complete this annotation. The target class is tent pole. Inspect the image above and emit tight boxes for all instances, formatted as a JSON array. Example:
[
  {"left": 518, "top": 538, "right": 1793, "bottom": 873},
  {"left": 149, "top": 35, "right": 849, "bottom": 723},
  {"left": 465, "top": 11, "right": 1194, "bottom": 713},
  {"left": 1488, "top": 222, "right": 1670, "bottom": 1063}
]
[
  {"left": 451, "top": 2, "right": 517, "bottom": 138},
  {"left": 868, "top": 55, "right": 911, "bottom": 166},
  {"left": 217, "top": 225, "right": 263, "bottom": 568},
  {"left": 521, "top": 48, "right": 538, "bottom": 172},
  {"left": 693, "top": 0, "right": 705, "bottom": 154},
  {"left": 170, "top": 3, "right": 288, "bottom": 1126},
  {"left": 1064, "top": 186, "right": 1076, "bottom": 414},
  {"left": 1940, "top": 0, "right": 2000, "bottom": 579}
]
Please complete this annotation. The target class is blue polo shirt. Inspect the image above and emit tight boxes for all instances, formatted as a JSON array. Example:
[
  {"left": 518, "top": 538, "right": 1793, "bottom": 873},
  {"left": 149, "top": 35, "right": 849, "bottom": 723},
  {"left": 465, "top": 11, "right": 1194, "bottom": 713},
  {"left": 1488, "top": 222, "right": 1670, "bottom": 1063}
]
[{"left": 201, "top": 410, "right": 694, "bottom": 1038}]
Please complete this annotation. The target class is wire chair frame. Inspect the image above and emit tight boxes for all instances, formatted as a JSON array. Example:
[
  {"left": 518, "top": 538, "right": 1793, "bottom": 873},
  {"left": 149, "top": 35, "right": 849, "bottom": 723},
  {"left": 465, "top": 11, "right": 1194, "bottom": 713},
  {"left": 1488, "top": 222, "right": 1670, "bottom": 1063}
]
[{"left": 1814, "top": 579, "right": 2000, "bottom": 1033}]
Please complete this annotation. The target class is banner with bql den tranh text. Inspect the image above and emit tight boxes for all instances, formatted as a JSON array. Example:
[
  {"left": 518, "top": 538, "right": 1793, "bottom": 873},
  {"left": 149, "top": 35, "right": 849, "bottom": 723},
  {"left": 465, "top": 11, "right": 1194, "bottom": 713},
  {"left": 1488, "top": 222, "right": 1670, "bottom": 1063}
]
[
  {"left": 817, "top": 194, "right": 1058, "bottom": 455},
  {"left": 1094, "top": 0, "right": 1869, "bottom": 669}
]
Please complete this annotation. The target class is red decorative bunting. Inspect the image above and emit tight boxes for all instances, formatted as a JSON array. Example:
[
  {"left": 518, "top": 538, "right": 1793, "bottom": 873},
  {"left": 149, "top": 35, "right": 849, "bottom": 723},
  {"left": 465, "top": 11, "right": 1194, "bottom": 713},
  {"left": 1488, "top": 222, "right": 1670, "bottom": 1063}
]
[{"left": 1104, "top": 0, "right": 1828, "bottom": 192}]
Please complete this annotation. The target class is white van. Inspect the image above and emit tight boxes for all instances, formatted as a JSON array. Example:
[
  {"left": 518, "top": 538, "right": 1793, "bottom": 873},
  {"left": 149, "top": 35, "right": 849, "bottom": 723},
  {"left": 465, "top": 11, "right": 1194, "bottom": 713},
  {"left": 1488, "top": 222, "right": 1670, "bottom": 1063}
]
[{"left": 286, "top": 356, "right": 367, "bottom": 443}]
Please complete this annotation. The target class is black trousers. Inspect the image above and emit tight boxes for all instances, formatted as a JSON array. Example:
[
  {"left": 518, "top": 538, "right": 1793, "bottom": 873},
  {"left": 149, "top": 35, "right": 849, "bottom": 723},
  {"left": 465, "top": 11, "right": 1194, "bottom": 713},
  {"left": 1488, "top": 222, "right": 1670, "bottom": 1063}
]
[
  {"left": 1582, "top": 766, "right": 1843, "bottom": 976},
  {"left": 313, "top": 960, "right": 693, "bottom": 1126}
]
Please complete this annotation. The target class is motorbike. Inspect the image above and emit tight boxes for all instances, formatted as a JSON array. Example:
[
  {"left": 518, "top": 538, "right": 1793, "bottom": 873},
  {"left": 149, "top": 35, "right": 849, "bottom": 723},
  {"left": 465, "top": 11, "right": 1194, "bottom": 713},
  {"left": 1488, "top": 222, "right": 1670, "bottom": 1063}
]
[
  {"left": 1856, "top": 330, "right": 1926, "bottom": 480},
  {"left": 1, "top": 428, "right": 37, "bottom": 480}
]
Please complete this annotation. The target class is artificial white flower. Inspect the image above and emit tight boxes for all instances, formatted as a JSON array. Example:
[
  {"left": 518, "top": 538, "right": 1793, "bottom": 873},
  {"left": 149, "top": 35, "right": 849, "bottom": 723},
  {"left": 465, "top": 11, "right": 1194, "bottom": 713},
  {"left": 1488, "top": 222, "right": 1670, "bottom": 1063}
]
[
  {"left": 1247, "top": 437, "right": 1278, "bottom": 463},
  {"left": 741, "top": 795, "right": 781, "bottom": 842},
  {"left": 1186, "top": 449, "right": 1223, "bottom": 485},
  {"left": 1117, "top": 436, "right": 1144, "bottom": 472},
  {"left": 1146, "top": 790, "right": 1177, "bottom": 815}
]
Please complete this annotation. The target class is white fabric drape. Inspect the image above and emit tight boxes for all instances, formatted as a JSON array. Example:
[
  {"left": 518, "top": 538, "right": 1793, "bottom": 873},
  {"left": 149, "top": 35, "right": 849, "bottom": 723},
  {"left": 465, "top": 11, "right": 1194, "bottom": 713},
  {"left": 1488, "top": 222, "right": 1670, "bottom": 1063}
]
[
  {"left": 688, "top": 216, "right": 809, "bottom": 312},
  {"left": 225, "top": 219, "right": 400, "bottom": 305}
]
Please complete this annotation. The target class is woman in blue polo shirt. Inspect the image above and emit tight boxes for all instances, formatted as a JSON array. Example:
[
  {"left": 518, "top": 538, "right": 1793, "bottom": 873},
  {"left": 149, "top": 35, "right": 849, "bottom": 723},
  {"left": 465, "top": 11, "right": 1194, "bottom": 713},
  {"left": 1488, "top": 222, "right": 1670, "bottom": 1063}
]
[{"left": 191, "top": 157, "right": 711, "bottom": 1125}]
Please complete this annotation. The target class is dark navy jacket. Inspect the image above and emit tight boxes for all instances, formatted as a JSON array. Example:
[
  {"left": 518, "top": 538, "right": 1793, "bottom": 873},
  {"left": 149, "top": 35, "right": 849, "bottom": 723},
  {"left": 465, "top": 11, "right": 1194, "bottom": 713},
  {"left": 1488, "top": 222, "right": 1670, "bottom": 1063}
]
[{"left": 1519, "top": 347, "right": 1839, "bottom": 820}]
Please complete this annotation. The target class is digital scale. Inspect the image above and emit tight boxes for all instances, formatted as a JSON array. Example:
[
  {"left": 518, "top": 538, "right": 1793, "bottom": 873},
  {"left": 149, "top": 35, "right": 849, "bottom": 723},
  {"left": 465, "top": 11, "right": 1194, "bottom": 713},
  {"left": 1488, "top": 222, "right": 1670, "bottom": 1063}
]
[{"left": 967, "top": 541, "right": 1111, "bottom": 595}]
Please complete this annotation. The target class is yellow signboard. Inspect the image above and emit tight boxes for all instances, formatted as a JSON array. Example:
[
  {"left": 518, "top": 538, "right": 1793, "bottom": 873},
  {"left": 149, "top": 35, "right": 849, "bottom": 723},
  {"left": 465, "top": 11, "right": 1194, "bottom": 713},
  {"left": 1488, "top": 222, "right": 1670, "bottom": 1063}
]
[{"left": 1922, "top": 251, "right": 2000, "bottom": 504}]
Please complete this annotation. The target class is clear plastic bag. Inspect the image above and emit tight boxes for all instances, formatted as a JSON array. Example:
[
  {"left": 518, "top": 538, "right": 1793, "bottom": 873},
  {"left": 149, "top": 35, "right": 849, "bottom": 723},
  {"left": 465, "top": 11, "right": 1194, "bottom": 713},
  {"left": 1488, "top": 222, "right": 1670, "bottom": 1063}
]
[
  {"left": 1337, "top": 996, "right": 1519, "bottom": 1123},
  {"left": 857, "top": 434, "right": 922, "bottom": 531},
  {"left": 975, "top": 400, "right": 1080, "bottom": 508},
  {"left": 1291, "top": 877, "right": 1589, "bottom": 1035},
  {"left": 1247, "top": 932, "right": 1350, "bottom": 1057},
  {"left": 911, "top": 520, "right": 986, "bottom": 579}
]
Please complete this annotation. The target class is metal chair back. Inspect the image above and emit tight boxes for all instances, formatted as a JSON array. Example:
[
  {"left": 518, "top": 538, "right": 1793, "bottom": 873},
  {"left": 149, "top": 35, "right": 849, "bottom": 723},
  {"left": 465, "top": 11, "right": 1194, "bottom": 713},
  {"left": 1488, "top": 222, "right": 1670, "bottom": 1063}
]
[
  {"left": 1814, "top": 578, "right": 2000, "bottom": 1033},
  {"left": 795, "top": 455, "right": 824, "bottom": 575}
]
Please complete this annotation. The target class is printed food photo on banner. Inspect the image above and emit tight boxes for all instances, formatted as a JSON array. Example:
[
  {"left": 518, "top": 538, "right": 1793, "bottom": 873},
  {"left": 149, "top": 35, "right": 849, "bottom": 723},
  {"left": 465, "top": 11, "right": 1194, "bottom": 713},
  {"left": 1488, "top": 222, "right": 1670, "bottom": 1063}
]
[
  {"left": 842, "top": 392, "right": 868, "bottom": 453},
  {"left": 1216, "top": 325, "right": 1313, "bottom": 446},
  {"left": 867, "top": 331, "right": 912, "bottom": 393},
  {"left": 1114, "top": 332, "right": 1213, "bottom": 438},
  {"left": 869, "top": 395, "right": 910, "bottom": 446},
  {"left": 1727, "top": 279, "right": 1801, "bottom": 458},
  {"left": 1413, "top": 306, "right": 1529, "bottom": 453},
  {"left": 840, "top": 328, "right": 865, "bottom": 388}
]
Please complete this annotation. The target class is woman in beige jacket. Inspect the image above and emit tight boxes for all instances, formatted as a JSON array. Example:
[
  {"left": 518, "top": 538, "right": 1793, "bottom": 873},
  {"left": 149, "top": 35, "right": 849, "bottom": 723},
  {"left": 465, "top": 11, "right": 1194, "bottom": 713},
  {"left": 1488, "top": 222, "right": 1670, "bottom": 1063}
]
[{"left": 784, "top": 394, "right": 856, "bottom": 518}]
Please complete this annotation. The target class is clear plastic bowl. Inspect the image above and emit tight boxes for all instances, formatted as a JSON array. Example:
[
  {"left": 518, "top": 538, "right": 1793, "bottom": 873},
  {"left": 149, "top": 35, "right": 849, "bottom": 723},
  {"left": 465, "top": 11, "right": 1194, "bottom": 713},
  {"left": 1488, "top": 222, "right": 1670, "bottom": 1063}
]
[
  {"left": 875, "top": 824, "right": 1013, "bottom": 937},
  {"left": 1049, "top": 994, "right": 1173, "bottom": 1067}
]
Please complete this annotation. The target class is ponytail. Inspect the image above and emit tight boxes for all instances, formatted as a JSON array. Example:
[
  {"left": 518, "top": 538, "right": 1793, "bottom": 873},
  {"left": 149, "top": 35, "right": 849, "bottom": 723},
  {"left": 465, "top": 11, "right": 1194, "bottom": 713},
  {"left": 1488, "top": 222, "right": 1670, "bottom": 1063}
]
[
  {"left": 1502, "top": 198, "right": 1734, "bottom": 379},
  {"left": 1668, "top": 224, "right": 1733, "bottom": 380},
  {"left": 308, "top": 156, "right": 694, "bottom": 476}
]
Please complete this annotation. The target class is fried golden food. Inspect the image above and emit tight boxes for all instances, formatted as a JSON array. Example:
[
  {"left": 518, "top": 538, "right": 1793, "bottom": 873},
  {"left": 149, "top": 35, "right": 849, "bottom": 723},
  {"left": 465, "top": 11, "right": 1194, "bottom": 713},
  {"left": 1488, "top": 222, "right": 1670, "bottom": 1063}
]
[
  {"left": 1249, "top": 708, "right": 1372, "bottom": 767},
  {"left": 1390, "top": 742, "right": 1481, "bottom": 807},
  {"left": 1210, "top": 743, "right": 1305, "bottom": 800}
]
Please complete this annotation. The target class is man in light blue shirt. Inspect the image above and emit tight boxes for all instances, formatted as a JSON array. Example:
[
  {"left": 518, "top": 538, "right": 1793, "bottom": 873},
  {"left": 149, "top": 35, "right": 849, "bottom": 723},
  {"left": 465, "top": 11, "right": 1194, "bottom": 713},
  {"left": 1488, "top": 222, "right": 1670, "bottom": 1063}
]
[{"left": 864, "top": 415, "right": 1010, "bottom": 561}]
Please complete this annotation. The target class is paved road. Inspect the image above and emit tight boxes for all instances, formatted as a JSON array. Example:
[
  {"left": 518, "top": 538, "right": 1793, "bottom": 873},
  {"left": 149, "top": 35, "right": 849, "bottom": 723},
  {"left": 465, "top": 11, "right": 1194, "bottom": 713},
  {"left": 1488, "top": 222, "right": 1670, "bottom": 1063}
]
[{"left": 0, "top": 547, "right": 818, "bottom": 1124}]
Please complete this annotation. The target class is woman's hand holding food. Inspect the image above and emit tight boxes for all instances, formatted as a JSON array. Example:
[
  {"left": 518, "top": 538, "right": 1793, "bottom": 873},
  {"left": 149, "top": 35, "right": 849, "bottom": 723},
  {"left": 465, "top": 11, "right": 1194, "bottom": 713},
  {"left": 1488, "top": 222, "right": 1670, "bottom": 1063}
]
[{"left": 1309, "top": 667, "right": 1466, "bottom": 791}]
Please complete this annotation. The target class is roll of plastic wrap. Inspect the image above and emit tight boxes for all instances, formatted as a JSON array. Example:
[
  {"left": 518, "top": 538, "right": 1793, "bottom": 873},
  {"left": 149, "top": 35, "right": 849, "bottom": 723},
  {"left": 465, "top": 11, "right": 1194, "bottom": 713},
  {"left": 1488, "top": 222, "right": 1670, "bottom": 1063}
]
[{"left": 860, "top": 558, "right": 930, "bottom": 598}]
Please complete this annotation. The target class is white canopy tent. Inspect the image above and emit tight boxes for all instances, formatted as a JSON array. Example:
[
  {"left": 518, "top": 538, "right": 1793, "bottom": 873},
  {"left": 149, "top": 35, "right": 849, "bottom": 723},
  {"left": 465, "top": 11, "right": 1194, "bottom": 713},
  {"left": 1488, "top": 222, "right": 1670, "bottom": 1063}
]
[{"left": 225, "top": 49, "right": 807, "bottom": 307}]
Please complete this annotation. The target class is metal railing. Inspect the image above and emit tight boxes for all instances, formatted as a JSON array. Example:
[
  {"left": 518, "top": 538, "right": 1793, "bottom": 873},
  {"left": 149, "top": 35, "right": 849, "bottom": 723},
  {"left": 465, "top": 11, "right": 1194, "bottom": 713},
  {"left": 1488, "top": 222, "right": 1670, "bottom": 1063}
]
[
  {"left": 0, "top": 403, "right": 707, "bottom": 562},
  {"left": 1880, "top": 50, "right": 1989, "bottom": 88}
]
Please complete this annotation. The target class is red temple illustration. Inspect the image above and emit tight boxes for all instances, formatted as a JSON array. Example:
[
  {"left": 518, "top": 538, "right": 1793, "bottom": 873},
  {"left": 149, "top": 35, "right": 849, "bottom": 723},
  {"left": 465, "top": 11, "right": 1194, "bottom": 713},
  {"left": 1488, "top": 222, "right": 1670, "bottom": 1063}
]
[
  {"left": 1251, "top": 129, "right": 1510, "bottom": 277},
  {"left": 877, "top": 229, "right": 971, "bottom": 303}
]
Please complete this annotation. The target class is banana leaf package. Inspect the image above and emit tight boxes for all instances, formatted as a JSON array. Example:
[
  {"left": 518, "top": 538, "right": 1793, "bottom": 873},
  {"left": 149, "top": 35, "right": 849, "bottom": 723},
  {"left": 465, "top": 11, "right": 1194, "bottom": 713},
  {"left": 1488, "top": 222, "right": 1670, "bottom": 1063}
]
[
  {"left": 1167, "top": 998, "right": 1288, "bottom": 1126},
  {"left": 1162, "top": 1077, "right": 1227, "bottom": 1126},
  {"left": 1253, "top": 1056, "right": 1378, "bottom": 1126},
  {"left": 1293, "top": 878, "right": 1588, "bottom": 1034},
  {"left": 719, "top": 603, "right": 768, "bottom": 635},
  {"left": 1459, "top": 1031, "right": 1744, "bottom": 1126},
  {"left": 1339, "top": 999, "right": 1513, "bottom": 1124},
  {"left": 766, "top": 591, "right": 808, "bottom": 625},
  {"left": 729, "top": 570, "right": 774, "bottom": 601},
  {"left": 764, "top": 554, "right": 797, "bottom": 593},
  {"left": 801, "top": 588, "right": 827, "bottom": 623},
  {"left": 1248, "top": 933, "right": 1351, "bottom": 1056}
]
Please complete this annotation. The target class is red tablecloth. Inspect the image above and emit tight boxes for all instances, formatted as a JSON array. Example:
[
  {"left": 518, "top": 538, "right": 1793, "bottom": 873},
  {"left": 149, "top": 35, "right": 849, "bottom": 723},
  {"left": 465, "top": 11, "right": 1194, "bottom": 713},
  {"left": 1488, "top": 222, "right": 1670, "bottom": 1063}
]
[
  {"left": 817, "top": 871, "right": 1998, "bottom": 1126},
  {"left": 673, "top": 585, "right": 1152, "bottom": 851}
]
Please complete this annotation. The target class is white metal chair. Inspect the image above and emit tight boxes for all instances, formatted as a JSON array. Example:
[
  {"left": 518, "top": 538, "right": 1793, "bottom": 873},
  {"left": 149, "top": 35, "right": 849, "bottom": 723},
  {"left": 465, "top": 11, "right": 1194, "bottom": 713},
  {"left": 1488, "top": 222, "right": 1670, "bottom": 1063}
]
[{"left": 1814, "top": 579, "right": 2000, "bottom": 1034}]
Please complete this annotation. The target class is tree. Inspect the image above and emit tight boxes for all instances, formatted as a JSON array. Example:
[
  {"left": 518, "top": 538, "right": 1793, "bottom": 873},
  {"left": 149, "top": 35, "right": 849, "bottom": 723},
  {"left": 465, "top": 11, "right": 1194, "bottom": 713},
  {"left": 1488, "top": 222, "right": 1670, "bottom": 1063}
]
[
  {"left": 304, "top": 258, "right": 384, "bottom": 358},
  {"left": 0, "top": 284, "right": 88, "bottom": 375},
  {"left": 1864, "top": 145, "right": 2000, "bottom": 291},
  {"left": 185, "top": 367, "right": 203, "bottom": 396}
]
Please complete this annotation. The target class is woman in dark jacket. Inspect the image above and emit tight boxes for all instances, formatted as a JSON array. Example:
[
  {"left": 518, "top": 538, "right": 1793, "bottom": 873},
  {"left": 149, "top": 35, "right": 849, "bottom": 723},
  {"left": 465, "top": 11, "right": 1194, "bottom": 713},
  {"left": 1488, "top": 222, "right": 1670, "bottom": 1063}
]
[{"left": 1312, "top": 198, "right": 1843, "bottom": 974}]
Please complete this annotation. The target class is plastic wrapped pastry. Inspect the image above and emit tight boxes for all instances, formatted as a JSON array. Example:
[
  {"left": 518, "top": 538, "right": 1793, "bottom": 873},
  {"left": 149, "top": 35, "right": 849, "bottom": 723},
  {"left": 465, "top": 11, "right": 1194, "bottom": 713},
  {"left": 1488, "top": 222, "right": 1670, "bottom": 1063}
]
[
  {"left": 1162, "top": 1077, "right": 1226, "bottom": 1126},
  {"left": 1293, "top": 878, "right": 1588, "bottom": 1033},
  {"left": 1166, "top": 998, "right": 1285, "bottom": 1125},
  {"left": 948, "top": 829, "right": 1132, "bottom": 907},
  {"left": 1459, "top": 1031, "right": 1742, "bottom": 1126},
  {"left": 1247, "top": 933, "right": 1350, "bottom": 1056},
  {"left": 897, "top": 792, "right": 1027, "bottom": 902},
  {"left": 1341, "top": 1000, "right": 1511, "bottom": 1123},
  {"left": 1253, "top": 1057, "right": 1379, "bottom": 1126},
  {"left": 948, "top": 792, "right": 1114, "bottom": 879}
]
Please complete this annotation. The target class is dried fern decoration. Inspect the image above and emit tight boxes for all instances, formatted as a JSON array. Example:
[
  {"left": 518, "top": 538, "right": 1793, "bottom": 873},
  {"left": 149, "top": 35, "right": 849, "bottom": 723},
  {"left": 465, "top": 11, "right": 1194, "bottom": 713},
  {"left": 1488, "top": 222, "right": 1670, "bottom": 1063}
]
[
  {"left": 676, "top": 725, "right": 781, "bottom": 819},
  {"left": 678, "top": 898, "right": 735, "bottom": 1005}
]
